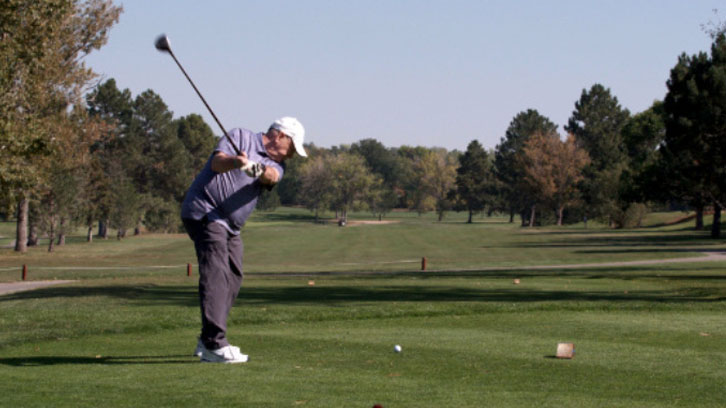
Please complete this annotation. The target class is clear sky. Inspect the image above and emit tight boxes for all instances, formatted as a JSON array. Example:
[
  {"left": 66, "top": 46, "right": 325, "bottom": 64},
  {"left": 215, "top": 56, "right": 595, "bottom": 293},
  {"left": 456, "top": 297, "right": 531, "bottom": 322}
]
[{"left": 85, "top": 0, "right": 722, "bottom": 151}]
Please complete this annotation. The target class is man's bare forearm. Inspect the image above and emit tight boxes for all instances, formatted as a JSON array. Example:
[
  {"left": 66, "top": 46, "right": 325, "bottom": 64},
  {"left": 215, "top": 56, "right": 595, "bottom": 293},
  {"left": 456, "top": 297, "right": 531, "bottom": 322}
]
[
  {"left": 211, "top": 152, "right": 244, "bottom": 173},
  {"left": 212, "top": 152, "right": 278, "bottom": 185}
]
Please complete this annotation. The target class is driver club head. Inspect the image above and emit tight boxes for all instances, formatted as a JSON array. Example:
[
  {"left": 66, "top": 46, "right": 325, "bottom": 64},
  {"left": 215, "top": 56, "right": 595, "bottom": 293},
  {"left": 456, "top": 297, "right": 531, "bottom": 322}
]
[{"left": 155, "top": 34, "right": 171, "bottom": 52}]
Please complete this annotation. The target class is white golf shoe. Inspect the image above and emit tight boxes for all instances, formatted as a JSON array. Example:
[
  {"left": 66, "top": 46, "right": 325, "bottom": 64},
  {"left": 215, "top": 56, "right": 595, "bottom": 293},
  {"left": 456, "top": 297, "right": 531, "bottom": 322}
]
[
  {"left": 193, "top": 338, "right": 204, "bottom": 357},
  {"left": 200, "top": 344, "right": 248, "bottom": 364}
]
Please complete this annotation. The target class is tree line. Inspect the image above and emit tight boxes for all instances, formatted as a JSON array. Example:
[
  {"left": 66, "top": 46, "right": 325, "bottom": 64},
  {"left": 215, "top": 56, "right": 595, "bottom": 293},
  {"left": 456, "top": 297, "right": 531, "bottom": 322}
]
[
  {"left": 290, "top": 27, "right": 726, "bottom": 239},
  {"left": 3, "top": 2, "right": 726, "bottom": 254}
]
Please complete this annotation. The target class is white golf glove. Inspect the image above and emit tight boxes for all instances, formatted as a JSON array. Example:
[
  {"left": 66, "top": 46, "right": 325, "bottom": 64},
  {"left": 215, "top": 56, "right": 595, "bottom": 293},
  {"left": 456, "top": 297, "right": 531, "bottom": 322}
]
[{"left": 241, "top": 160, "right": 265, "bottom": 178}]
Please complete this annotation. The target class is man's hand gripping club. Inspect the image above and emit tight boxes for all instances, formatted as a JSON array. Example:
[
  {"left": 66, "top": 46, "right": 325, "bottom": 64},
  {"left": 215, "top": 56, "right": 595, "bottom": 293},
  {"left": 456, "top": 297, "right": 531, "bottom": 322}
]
[
  {"left": 211, "top": 151, "right": 278, "bottom": 185},
  {"left": 240, "top": 160, "right": 265, "bottom": 178}
]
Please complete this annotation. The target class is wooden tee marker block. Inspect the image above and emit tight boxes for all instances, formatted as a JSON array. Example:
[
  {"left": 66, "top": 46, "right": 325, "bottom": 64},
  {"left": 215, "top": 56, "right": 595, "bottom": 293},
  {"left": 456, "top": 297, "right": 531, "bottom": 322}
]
[{"left": 556, "top": 342, "right": 575, "bottom": 359}]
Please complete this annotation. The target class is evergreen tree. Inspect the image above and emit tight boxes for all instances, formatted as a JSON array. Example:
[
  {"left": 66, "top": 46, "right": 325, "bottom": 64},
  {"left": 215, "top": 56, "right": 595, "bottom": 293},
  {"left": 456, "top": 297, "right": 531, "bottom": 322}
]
[
  {"left": 662, "top": 34, "right": 726, "bottom": 237},
  {"left": 124, "top": 90, "right": 191, "bottom": 231},
  {"left": 175, "top": 113, "right": 217, "bottom": 174},
  {"left": 454, "top": 140, "right": 493, "bottom": 223},
  {"left": 620, "top": 101, "right": 666, "bottom": 205},
  {"left": 86, "top": 78, "right": 134, "bottom": 237},
  {"left": 565, "top": 84, "right": 630, "bottom": 226}
]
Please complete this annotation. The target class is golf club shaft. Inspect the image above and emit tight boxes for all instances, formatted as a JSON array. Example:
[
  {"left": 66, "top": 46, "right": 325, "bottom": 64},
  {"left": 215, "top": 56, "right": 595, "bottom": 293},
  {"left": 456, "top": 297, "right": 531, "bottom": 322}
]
[{"left": 165, "top": 49, "right": 241, "bottom": 156}]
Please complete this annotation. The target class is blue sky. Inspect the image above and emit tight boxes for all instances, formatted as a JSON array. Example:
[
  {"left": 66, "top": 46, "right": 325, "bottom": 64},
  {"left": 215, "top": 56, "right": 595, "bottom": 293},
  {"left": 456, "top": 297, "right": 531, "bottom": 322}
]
[{"left": 85, "top": 1, "right": 722, "bottom": 151}]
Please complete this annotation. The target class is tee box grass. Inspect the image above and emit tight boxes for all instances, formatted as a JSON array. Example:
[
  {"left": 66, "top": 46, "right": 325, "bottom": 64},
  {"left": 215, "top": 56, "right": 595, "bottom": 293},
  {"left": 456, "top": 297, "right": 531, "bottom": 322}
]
[{"left": 0, "top": 209, "right": 724, "bottom": 407}]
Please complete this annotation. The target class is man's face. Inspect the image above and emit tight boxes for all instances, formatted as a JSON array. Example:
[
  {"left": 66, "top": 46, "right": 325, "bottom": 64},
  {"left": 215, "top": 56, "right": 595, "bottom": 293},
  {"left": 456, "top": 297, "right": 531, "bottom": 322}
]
[{"left": 267, "top": 128, "right": 296, "bottom": 162}]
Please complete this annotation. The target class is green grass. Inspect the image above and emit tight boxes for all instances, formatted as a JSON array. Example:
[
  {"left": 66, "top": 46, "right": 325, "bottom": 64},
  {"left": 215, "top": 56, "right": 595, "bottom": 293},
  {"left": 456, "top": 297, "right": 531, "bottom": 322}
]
[
  {"left": 0, "top": 209, "right": 724, "bottom": 407},
  {"left": 0, "top": 221, "right": 16, "bottom": 247}
]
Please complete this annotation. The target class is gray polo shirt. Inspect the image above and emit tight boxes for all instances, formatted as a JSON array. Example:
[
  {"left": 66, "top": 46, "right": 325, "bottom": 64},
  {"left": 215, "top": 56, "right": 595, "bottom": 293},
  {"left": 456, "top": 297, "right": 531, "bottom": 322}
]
[{"left": 181, "top": 128, "right": 285, "bottom": 234}]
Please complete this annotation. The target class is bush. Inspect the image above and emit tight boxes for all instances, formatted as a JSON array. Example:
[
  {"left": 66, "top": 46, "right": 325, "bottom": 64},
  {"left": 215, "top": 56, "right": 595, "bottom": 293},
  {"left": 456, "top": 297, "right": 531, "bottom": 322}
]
[
  {"left": 144, "top": 200, "right": 182, "bottom": 233},
  {"left": 622, "top": 202, "right": 650, "bottom": 228},
  {"left": 256, "top": 189, "right": 281, "bottom": 212}
]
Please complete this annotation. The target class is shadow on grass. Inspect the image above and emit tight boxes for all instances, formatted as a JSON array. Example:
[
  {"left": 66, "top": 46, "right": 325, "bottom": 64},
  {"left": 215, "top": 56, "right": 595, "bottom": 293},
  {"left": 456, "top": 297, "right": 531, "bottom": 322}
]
[
  {"left": 512, "top": 235, "right": 720, "bottom": 249},
  {"left": 0, "top": 285, "right": 199, "bottom": 307},
  {"left": 232, "top": 286, "right": 726, "bottom": 305},
  {"left": 529, "top": 225, "right": 702, "bottom": 235},
  {"left": 1, "top": 266, "right": 724, "bottom": 306},
  {"left": 572, "top": 249, "right": 726, "bottom": 258},
  {"left": 0, "top": 354, "right": 196, "bottom": 366},
  {"left": 251, "top": 211, "right": 317, "bottom": 223}
]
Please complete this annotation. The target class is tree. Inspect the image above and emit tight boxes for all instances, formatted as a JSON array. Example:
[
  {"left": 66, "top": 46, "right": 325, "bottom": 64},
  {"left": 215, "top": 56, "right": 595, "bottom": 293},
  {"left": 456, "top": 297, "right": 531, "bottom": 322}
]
[
  {"left": 705, "top": 34, "right": 726, "bottom": 237},
  {"left": 454, "top": 140, "right": 494, "bottom": 223},
  {"left": 256, "top": 188, "right": 281, "bottom": 212},
  {"left": 518, "top": 132, "right": 590, "bottom": 226},
  {"left": 86, "top": 78, "right": 134, "bottom": 128},
  {"left": 299, "top": 151, "right": 380, "bottom": 223},
  {"left": 36, "top": 108, "right": 107, "bottom": 250},
  {"left": 620, "top": 101, "right": 665, "bottom": 200},
  {"left": 351, "top": 138, "right": 403, "bottom": 213},
  {"left": 109, "top": 175, "right": 142, "bottom": 239},
  {"left": 86, "top": 78, "right": 134, "bottom": 238},
  {"left": 368, "top": 186, "right": 398, "bottom": 221},
  {"left": 1, "top": 1, "right": 75, "bottom": 207},
  {"left": 39, "top": 170, "right": 78, "bottom": 251},
  {"left": 276, "top": 145, "right": 314, "bottom": 206},
  {"left": 661, "top": 34, "right": 726, "bottom": 238},
  {"left": 565, "top": 84, "right": 630, "bottom": 226},
  {"left": 397, "top": 146, "right": 432, "bottom": 212},
  {"left": 122, "top": 90, "right": 191, "bottom": 232},
  {"left": 702, "top": 9, "right": 726, "bottom": 39},
  {"left": 328, "top": 153, "right": 380, "bottom": 223},
  {"left": 494, "top": 110, "right": 558, "bottom": 224},
  {"left": 408, "top": 149, "right": 458, "bottom": 221},
  {"left": 0, "top": 0, "right": 121, "bottom": 252},
  {"left": 350, "top": 138, "right": 401, "bottom": 187},
  {"left": 175, "top": 113, "right": 217, "bottom": 174},
  {"left": 619, "top": 101, "right": 676, "bottom": 227},
  {"left": 298, "top": 155, "right": 334, "bottom": 222}
]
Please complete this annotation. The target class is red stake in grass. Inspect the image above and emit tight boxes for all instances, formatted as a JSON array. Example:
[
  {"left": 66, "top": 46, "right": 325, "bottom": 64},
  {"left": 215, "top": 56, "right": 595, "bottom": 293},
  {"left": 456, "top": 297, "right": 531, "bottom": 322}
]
[
  {"left": 187, "top": 263, "right": 192, "bottom": 277},
  {"left": 421, "top": 257, "right": 427, "bottom": 271},
  {"left": 22, "top": 264, "right": 27, "bottom": 281}
]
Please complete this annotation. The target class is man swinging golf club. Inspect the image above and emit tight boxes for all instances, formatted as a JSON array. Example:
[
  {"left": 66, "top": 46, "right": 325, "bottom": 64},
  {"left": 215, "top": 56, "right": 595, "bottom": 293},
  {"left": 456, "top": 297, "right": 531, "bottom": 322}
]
[
  {"left": 181, "top": 117, "right": 307, "bottom": 363},
  {"left": 155, "top": 33, "right": 307, "bottom": 363}
]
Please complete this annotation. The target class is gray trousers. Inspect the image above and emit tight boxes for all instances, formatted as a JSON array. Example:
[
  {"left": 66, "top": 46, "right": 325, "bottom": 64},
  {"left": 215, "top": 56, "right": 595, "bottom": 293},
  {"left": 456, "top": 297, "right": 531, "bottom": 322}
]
[{"left": 183, "top": 218, "right": 243, "bottom": 350}]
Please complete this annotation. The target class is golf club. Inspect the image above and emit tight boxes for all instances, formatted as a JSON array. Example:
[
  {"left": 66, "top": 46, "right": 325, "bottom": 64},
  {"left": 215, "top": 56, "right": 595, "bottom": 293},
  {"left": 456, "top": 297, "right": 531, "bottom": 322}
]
[{"left": 154, "top": 34, "right": 241, "bottom": 156}]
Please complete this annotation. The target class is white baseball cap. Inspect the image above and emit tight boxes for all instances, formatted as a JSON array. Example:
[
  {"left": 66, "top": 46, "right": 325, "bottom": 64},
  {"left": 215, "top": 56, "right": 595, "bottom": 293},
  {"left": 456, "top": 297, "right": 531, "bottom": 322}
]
[{"left": 271, "top": 117, "right": 307, "bottom": 157}]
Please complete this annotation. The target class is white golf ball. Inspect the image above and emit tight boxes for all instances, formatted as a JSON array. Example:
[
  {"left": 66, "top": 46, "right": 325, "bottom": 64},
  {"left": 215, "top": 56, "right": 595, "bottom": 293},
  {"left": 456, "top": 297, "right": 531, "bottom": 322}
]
[{"left": 394, "top": 344, "right": 402, "bottom": 353}]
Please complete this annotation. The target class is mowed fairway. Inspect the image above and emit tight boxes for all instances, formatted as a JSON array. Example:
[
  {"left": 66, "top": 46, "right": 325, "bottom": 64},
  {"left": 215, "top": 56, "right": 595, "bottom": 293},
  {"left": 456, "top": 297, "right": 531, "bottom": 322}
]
[{"left": 0, "top": 209, "right": 725, "bottom": 407}]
